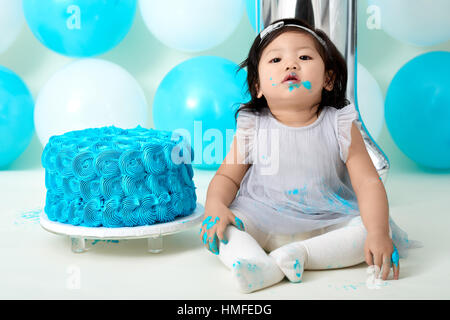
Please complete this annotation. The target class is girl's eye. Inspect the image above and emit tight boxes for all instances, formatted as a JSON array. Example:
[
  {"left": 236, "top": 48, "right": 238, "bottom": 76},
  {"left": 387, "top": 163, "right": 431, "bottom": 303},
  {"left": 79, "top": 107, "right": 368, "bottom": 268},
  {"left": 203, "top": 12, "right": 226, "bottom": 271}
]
[
  {"left": 299, "top": 55, "right": 311, "bottom": 60},
  {"left": 270, "top": 58, "right": 281, "bottom": 63}
]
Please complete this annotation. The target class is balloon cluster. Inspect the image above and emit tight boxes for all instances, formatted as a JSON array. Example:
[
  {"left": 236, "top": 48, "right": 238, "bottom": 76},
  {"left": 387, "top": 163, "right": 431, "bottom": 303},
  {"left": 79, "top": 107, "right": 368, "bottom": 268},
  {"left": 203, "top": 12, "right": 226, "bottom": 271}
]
[
  {"left": 0, "top": 0, "right": 249, "bottom": 169},
  {"left": 360, "top": 0, "right": 450, "bottom": 169},
  {"left": 1, "top": 0, "right": 449, "bottom": 169}
]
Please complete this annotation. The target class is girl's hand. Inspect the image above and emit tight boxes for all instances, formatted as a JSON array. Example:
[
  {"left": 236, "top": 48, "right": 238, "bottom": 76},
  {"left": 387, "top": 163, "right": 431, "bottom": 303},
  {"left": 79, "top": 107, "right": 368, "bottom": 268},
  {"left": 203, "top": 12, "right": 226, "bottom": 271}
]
[
  {"left": 364, "top": 232, "right": 400, "bottom": 280},
  {"left": 199, "top": 202, "right": 245, "bottom": 255}
]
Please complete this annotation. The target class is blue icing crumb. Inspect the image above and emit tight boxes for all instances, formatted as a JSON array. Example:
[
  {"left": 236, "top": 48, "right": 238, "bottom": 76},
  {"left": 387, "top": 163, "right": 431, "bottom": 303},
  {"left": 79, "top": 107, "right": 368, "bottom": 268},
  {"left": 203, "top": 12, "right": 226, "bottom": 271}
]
[
  {"left": 294, "top": 259, "right": 302, "bottom": 279},
  {"left": 14, "top": 208, "right": 41, "bottom": 225},
  {"left": 91, "top": 239, "right": 120, "bottom": 246},
  {"left": 42, "top": 126, "right": 197, "bottom": 228}
]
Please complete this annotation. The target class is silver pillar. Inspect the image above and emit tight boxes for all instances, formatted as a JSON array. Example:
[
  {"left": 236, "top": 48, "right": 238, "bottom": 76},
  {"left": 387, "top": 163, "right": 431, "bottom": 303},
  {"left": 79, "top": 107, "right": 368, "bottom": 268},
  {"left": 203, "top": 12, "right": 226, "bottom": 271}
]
[{"left": 259, "top": 0, "right": 390, "bottom": 182}]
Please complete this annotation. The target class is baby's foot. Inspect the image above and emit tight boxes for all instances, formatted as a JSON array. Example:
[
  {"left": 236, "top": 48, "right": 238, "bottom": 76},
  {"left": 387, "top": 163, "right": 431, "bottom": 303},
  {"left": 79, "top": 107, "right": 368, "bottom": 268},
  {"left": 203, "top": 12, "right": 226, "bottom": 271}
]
[
  {"left": 231, "top": 257, "right": 284, "bottom": 293},
  {"left": 269, "top": 242, "right": 308, "bottom": 283}
]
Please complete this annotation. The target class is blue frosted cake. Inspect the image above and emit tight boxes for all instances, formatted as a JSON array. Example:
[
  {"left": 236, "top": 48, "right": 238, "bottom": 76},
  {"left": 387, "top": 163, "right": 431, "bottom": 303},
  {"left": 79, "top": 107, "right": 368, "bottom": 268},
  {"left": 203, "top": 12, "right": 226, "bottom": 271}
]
[{"left": 41, "top": 126, "right": 197, "bottom": 227}]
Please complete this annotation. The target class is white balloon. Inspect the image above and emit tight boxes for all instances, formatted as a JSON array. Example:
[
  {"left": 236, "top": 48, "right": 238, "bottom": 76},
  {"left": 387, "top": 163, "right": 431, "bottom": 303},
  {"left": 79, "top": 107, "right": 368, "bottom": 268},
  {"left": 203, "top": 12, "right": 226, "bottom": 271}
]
[
  {"left": 139, "top": 0, "right": 244, "bottom": 52},
  {"left": 0, "top": 0, "right": 24, "bottom": 54},
  {"left": 368, "top": 0, "right": 450, "bottom": 46},
  {"left": 356, "top": 63, "right": 384, "bottom": 141},
  {"left": 34, "top": 59, "right": 148, "bottom": 146}
]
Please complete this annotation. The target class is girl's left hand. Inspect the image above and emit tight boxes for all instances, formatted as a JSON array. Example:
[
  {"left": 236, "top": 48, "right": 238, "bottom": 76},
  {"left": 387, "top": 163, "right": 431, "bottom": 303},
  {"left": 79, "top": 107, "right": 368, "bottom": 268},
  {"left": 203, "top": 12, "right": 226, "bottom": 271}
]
[{"left": 364, "top": 232, "right": 399, "bottom": 280}]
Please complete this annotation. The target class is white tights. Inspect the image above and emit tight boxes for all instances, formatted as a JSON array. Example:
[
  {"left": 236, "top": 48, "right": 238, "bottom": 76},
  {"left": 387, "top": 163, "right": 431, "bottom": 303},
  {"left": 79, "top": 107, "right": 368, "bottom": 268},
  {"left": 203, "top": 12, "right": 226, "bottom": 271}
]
[{"left": 218, "top": 211, "right": 390, "bottom": 293}]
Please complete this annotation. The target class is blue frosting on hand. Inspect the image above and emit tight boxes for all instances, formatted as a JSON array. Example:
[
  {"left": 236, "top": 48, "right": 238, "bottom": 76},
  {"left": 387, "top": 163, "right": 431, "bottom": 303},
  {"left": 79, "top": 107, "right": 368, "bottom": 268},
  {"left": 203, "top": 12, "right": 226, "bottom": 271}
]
[
  {"left": 200, "top": 216, "right": 224, "bottom": 254},
  {"left": 208, "top": 234, "right": 219, "bottom": 255},
  {"left": 202, "top": 216, "right": 220, "bottom": 230},
  {"left": 42, "top": 125, "right": 197, "bottom": 227},
  {"left": 235, "top": 217, "right": 245, "bottom": 231},
  {"left": 391, "top": 244, "right": 399, "bottom": 267}
]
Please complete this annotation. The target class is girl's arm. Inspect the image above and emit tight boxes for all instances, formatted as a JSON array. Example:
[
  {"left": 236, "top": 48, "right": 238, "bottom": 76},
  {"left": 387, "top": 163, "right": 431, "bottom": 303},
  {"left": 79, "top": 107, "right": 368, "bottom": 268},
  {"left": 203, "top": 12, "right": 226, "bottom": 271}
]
[
  {"left": 345, "top": 122, "right": 398, "bottom": 280},
  {"left": 205, "top": 136, "right": 251, "bottom": 208},
  {"left": 346, "top": 122, "right": 389, "bottom": 234},
  {"left": 200, "top": 136, "right": 251, "bottom": 254}
]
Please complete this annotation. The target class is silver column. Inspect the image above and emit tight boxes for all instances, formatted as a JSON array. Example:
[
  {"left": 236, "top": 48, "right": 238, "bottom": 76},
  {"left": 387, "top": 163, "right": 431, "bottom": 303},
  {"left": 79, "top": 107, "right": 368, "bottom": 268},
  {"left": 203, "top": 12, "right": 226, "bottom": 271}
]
[{"left": 260, "top": 0, "right": 390, "bottom": 182}]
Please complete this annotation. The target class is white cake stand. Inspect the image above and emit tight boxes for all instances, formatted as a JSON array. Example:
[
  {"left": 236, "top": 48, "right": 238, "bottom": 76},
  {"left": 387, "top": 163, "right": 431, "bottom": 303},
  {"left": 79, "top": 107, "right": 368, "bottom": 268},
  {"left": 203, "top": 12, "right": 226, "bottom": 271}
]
[{"left": 39, "top": 203, "right": 204, "bottom": 253}]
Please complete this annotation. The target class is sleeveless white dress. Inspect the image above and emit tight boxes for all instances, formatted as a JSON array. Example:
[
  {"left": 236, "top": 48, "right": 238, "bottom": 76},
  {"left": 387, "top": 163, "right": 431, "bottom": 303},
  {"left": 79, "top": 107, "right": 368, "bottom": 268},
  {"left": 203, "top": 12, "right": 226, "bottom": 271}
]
[{"left": 229, "top": 103, "right": 420, "bottom": 258}]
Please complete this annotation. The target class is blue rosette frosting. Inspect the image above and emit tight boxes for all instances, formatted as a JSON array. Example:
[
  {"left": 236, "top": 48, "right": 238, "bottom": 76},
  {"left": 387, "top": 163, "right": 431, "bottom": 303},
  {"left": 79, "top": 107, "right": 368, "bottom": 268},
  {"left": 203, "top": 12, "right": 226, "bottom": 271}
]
[
  {"left": 100, "top": 176, "right": 124, "bottom": 198},
  {"left": 169, "top": 192, "right": 184, "bottom": 215},
  {"left": 67, "top": 198, "right": 84, "bottom": 226},
  {"left": 145, "top": 175, "right": 164, "bottom": 195},
  {"left": 137, "top": 194, "right": 158, "bottom": 225},
  {"left": 103, "top": 196, "right": 123, "bottom": 227},
  {"left": 55, "top": 149, "right": 76, "bottom": 177},
  {"left": 83, "top": 198, "right": 103, "bottom": 227},
  {"left": 42, "top": 146, "right": 58, "bottom": 173},
  {"left": 155, "top": 205, "right": 176, "bottom": 223},
  {"left": 45, "top": 171, "right": 56, "bottom": 190},
  {"left": 120, "top": 149, "right": 145, "bottom": 177},
  {"left": 44, "top": 191, "right": 61, "bottom": 221},
  {"left": 94, "top": 150, "right": 121, "bottom": 177},
  {"left": 62, "top": 176, "right": 81, "bottom": 198},
  {"left": 166, "top": 173, "right": 183, "bottom": 193},
  {"left": 137, "top": 206, "right": 157, "bottom": 225},
  {"left": 142, "top": 143, "right": 166, "bottom": 175},
  {"left": 54, "top": 200, "right": 69, "bottom": 223},
  {"left": 79, "top": 179, "right": 101, "bottom": 201},
  {"left": 122, "top": 175, "right": 142, "bottom": 197},
  {"left": 72, "top": 152, "right": 96, "bottom": 181},
  {"left": 121, "top": 196, "right": 140, "bottom": 227}
]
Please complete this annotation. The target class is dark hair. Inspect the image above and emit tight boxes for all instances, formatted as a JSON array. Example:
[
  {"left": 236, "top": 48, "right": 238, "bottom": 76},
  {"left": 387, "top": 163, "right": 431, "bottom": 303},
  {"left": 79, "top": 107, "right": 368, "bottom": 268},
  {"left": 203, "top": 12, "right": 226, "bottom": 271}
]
[{"left": 235, "top": 18, "right": 349, "bottom": 122}]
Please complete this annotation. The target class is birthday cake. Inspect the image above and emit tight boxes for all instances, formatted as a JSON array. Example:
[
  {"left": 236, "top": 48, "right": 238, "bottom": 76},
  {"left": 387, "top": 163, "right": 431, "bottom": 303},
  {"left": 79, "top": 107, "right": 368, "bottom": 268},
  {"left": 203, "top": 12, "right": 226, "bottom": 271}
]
[{"left": 41, "top": 126, "right": 197, "bottom": 227}]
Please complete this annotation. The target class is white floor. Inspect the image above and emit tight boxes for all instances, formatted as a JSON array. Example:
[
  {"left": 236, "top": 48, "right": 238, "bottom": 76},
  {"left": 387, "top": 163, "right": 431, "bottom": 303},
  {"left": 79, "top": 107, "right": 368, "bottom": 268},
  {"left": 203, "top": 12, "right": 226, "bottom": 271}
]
[{"left": 0, "top": 167, "right": 449, "bottom": 299}]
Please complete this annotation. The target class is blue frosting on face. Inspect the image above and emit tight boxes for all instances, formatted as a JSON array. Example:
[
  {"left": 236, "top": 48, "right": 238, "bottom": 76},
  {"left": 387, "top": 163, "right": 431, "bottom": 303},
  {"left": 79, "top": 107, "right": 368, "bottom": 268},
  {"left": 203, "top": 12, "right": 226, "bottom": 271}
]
[{"left": 42, "top": 126, "right": 197, "bottom": 227}]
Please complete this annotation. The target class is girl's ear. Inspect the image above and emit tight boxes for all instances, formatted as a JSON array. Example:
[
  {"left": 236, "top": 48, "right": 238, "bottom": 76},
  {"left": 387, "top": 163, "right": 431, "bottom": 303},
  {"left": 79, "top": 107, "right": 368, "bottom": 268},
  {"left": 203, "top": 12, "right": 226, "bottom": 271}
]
[
  {"left": 256, "top": 83, "right": 263, "bottom": 98},
  {"left": 324, "top": 70, "right": 335, "bottom": 91}
]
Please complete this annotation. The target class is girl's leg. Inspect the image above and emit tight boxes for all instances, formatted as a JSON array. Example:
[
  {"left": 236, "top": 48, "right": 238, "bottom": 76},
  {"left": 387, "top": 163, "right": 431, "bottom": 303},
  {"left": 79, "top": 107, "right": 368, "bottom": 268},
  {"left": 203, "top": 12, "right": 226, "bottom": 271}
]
[
  {"left": 269, "top": 216, "right": 383, "bottom": 282},
  {"left": 218, "top": 212, "right": 284, "bottom": 293}
]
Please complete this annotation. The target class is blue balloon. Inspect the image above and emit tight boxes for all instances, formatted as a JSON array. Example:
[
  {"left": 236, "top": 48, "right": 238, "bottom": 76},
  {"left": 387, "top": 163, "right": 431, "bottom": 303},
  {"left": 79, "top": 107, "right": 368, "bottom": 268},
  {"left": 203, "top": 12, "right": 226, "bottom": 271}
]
[
  {"left": 0, "top": 66, "right": 34, "bottom": 168},
  {"left": 153, "top": 56, "right": 250, "bottom": 170},
  {"left": 23, "top": 0, "right": 137, "bottom": 57},
  {"left": 385, "top": 51, "right": 450, "bottom": 169}
]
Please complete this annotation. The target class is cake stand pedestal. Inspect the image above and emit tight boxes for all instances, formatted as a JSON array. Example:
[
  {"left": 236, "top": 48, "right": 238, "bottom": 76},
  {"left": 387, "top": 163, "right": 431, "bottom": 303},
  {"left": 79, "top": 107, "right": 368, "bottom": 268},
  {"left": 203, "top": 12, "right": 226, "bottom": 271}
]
[{"left": 39, "top": 203, "right": 204, "bottom": 253}]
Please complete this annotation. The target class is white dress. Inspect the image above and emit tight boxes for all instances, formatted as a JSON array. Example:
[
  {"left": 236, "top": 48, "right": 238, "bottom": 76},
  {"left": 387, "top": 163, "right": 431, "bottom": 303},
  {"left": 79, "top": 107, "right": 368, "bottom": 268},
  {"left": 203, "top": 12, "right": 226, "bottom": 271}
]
[{"left": 229, "top": 103, "right": 419, "bottom": 258}]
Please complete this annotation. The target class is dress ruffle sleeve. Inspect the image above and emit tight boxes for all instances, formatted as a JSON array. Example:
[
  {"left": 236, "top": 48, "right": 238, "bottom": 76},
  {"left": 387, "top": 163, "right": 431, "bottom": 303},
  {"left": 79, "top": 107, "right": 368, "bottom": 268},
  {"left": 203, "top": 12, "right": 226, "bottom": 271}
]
[
  {"left": 235, "top": 109, "right": 257, "bottom": 164},
  {"left": 335, "top": 103, "right": 359, "bottom": 163}
]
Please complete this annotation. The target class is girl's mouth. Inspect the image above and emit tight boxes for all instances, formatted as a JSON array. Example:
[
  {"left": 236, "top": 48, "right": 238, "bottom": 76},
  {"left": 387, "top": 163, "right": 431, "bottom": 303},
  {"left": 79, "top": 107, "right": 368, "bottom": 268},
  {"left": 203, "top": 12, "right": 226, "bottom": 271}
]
[{"left": 282, "top": 72, "right": 300, "bottom": 83}]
